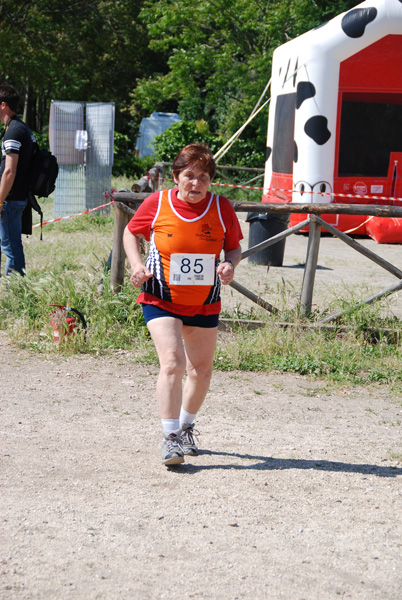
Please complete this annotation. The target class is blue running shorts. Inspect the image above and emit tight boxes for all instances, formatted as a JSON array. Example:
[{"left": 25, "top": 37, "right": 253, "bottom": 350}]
[{"left": 142, "top": 303, "right": 219, "bottom": 328}]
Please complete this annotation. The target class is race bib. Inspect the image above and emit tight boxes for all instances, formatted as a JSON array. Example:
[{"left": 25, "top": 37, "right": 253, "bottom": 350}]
[{"left": 169, "top": 253, "right": 215, "bottom": 285}]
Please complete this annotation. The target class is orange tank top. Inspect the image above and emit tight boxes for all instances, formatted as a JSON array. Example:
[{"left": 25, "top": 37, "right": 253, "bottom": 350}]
[{"left": 142, "top": 189, "right": 226, "bottom": 306}]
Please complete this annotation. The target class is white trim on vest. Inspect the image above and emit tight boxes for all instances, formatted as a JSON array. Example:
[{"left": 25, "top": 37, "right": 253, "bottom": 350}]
[
  {"left": 168, "top": 188, "right": 215, "bottom": 223},
  {"left": 151, "top": 190, "right": 163, "bottom": 230},
  {"left": 215, "top": 195, "right": 226, "bottom": 233}
]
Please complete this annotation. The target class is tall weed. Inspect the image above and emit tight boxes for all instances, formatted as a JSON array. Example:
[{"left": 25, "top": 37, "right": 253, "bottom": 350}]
[
  {"left": 1, "top": 204, "right": 402, "bottom": 390},
  {"left": 216, "top": 301, "right": 402, "bottom": 391},
  {"left": 0, "top": 268, "right": 148, "bottom": 354}
]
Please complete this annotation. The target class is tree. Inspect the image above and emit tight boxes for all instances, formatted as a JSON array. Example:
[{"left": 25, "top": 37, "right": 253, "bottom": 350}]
[
  {"left": 0, "top": 0, "right": 358, "bottom": 157},
  {"left": 131, "top": 0, "right": 358, "bottom": 164},
  {"left": 0, "top": 0, "right": 155, "bottom": 131}
]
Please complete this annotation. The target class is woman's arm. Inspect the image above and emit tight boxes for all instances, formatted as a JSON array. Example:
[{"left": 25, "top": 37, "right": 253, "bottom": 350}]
[
  {"left": 216, "top": 246, "right": 242, "bottom": 285},
  {"left": 123, "top": 226, "right": 153, "bottom": 288}
]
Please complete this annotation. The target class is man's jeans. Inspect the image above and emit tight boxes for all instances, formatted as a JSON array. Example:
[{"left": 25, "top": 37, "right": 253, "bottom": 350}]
[{"left": 0, "top": 199, "right": 28, "bottom": 276}]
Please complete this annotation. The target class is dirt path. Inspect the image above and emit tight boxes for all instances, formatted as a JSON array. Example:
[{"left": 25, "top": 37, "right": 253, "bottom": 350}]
[
  {"left": 1, "top": 327, "right": 402, "bottom": 599},
  {"left": 221, "top": 218, "right": 402, "bottom": 318}
]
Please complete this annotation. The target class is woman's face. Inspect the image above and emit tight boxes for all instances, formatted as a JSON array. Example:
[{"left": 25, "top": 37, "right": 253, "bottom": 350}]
[{"left": 173, "top": 163, "right": 211, "bottom": 204}]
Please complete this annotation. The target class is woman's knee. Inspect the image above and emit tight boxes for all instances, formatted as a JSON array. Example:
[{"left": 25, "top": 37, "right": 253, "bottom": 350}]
[
  {"left": 159, "top": 352, "right": 186, "bottom": 378},
  {"left": 186, "top": 361, "right": 213, "bottom": 382}
]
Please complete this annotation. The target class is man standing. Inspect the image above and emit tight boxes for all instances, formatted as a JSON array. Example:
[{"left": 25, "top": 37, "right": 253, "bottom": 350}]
[{"left": 0, "top": 84, "right": 35, "bottom": 276}]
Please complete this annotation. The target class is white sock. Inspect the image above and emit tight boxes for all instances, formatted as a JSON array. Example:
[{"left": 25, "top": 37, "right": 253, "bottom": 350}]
[
  {"left": 161, "top": 418, "right": 180, "bottom": 434},
  {"left": 180, "top": 408, "right": 197, "bottom": 427}
]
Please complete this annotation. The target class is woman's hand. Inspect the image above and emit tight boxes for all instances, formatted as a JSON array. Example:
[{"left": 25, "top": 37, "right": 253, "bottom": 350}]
[
  {"left": 130, "top": 266, "right": 153, "bottom": 288},
  {"left": 123, "top": 228, "right": 153, "bottom": 288},
  {"left": 217, "top": 260, "right": 235, "bottom": 286},
  {"left": 217, "top": 247, "right": 241, "bottom": 285}
]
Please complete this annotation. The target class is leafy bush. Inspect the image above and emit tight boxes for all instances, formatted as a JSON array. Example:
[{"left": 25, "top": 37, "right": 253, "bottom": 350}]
[
  {"left": 112, "top": 131, "right": 155, "bottom": 178},
  {"left": 153, "top": 120, "right": 218, "bottom": 162},
  {"left": 153, "top": 119, "right": 264, "bottom": 169},
  {"left": 32, "top": 128, "right": 50, "bottom": 150},
  {"left": 221, "top": 138, "right": 265, "bottom": 169}
]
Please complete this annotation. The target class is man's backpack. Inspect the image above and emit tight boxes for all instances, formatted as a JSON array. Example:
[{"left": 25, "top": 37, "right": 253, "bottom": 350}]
[
  {"left": 29, "top": 144, "right": 59, "bottom": 198},
  {"left": 22, "top": 143, "right": 59, "bottom": 238}
]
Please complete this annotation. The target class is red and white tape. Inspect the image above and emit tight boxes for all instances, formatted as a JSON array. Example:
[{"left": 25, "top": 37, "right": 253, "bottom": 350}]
[
  {"left": 161, "top": 174, "right": 402, "bottom": 203},
  {"left": 32, "top": 183, "right": 402, "bottom": 231},
  {"left": 211, "top": 182, "right": 402, "bottom": 204},
  {"left": 32, "top": 199, "right": 114, "bottom": 229}
]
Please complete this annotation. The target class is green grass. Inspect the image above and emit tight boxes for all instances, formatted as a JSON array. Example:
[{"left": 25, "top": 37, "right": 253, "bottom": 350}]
[
  {"left": 1, "top": 184, "right": 151, "bottom": 355},
  {"left": 0, "top": 266, "right": 150, "bottom": 355},
  {"left": 215, "top": 319, "right": 402, "bottom": 389},
  {"left": 1, "top": 191, "right": 402, "bottom": 392}
]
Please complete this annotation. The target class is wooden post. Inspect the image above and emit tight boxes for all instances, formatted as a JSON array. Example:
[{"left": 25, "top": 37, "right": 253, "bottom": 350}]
[
  {"left": 241, "top": 218, "right": 310, "bottom": 260},
  {"left": 109, "top": 195, "right": 147, "bottom": 294},
  {"left": 154, "top": 162, "right": 166, "bottom": 190},
  {"left": 231, "top": 201, "right": 402, "bottom": 218},
  {"left": 148, "top": 166, "right": 159, "bottom": 192},
  {"left": 110, "top": 204, "right": 131, "bottom": 293},
  {"left": 318, "top": 219, "right": 402, "bottom": 279},
  {"left": 230, "top": 280, "right": 279, "bottom": 313},
  {"left": 318, "top": 279, "right": 402, "bottom": 324},
  {"left": 300, "top": 216, "right": 321, "bottom": 317}
]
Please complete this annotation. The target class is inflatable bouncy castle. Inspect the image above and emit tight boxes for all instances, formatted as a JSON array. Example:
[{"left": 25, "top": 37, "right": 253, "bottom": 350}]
[{"left": 262, "top": 0, "right": 402, "bottom": 243}]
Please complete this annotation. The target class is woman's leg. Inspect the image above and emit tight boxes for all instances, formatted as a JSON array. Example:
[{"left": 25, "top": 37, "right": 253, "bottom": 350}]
[
  {"left": 147, "top": 316, "right": 188, "bottom": 465},
  {"left": 179, "top": 325, "right": 217, "bottom": 455},
  {"left": 146, "top": 316, "right": 186, "bottom": 419},
  {"left": 182, "top": 325, "right": 218, "bottom": 414}
]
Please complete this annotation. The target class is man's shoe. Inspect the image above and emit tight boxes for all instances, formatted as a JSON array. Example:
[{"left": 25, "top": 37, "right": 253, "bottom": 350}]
[
  {"left": 161, "top": 430, "right": 184, "bottom": 466},
  {"left": 181, "top": 423, "right": 199, "bottom": 456}
]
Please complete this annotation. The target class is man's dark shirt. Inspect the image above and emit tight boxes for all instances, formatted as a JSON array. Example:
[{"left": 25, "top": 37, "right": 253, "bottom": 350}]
[{"left": 0, "top": 116, "right": 36, "bottom": 201}]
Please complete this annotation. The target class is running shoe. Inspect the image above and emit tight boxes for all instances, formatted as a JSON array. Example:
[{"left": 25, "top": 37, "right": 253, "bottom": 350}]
[
  {"left": 181, "top": 423, "right": 199, "bottom": 456},
  {"left": 161, "top": 430, "right": 184, "bottom": 466}
]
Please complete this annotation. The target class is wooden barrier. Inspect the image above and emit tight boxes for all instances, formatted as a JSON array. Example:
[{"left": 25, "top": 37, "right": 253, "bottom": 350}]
[
  {"left": 110, "top": 194, "right": 147, "bottom": 292},
  {"left": 111, "top": 190, "right": 402, "bottom": 321},
  {"left": 231, "top": 201, "right": 402, "bottom": 218}
]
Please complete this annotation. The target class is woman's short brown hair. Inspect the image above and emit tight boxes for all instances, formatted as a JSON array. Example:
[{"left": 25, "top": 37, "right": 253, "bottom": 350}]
[{"left": 172, "top": 142, "right": 216, "bottom": 181}]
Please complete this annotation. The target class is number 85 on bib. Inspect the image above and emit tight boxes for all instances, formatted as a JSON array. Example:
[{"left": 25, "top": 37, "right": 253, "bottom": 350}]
[{"left": 169, "top": 253, "right": 216, "bottom": 286}]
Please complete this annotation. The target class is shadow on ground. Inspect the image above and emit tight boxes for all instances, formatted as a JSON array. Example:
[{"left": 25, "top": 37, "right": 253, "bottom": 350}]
[{"left": 169, "top": 450, "right": 402, "bottom": 477}]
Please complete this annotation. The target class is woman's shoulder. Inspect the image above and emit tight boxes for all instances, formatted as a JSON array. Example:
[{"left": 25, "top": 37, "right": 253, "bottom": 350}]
[
  {"left": 215, "top": 193, "right": 230, "bottom": 204},
  {"left": 215, "top": 193, "right": 235, "bottom": 213},
  {"left": 144, "top": 190, "right": 162, "bottom": 203},
  {"left": 138, "top": 190, "right": 161, "bottom": 210}
]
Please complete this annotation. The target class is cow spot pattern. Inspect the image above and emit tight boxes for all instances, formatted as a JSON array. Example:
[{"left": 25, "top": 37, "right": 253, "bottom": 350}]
[
  {"left": 296, "top": 82, "right": 316, "bottom": 109},
  {"left": 304, "top": 116, "right": 331, "bottom": 145},
  {"left": 341, "top": 8, "right": 377, "bottom": 38}
]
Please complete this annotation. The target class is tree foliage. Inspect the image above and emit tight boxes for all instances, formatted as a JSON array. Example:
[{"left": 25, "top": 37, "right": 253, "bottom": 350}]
[
  {"left": 152, "top": 121, "right": 217, "bottom": 162},
  {"left": 0, "top": 0, "right": 359, "bottom": 169},
  {"left": 0, "top": 0, "right": 154, "bottom": 130},
  {"left": 132, "top": 0, "right": 358, "bottom": 162}
]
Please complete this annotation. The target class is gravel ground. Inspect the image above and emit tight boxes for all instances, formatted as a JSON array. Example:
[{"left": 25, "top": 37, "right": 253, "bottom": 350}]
[{"left": 1, "top": 227, "right": 402, "bottom": 599}]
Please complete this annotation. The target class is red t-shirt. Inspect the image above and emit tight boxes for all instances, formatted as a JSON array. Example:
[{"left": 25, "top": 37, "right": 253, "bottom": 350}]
[{"left": 127, "top": 189, "right": 243, "bottom": 316}]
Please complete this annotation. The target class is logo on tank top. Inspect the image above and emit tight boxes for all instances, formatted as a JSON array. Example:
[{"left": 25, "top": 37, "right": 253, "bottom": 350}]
[{"left": 197, "top": 223, "right": 217, "bottom": 241}]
